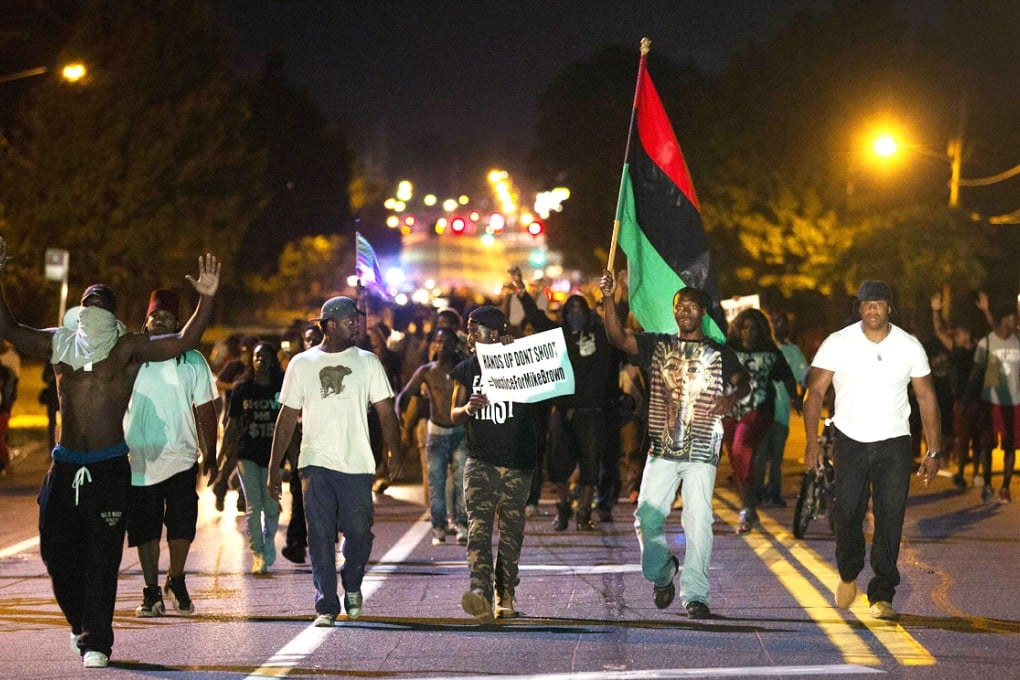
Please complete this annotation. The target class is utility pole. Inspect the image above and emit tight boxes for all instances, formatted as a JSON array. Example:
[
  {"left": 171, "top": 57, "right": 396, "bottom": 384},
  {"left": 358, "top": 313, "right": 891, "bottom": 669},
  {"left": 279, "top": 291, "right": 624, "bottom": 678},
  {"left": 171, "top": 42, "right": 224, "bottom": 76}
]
[
  {"left": 947, "top": 97, "right": 967, "bottom": 208},
  {"left": 947, "top": 136, "right": 962, "bottom": 208}
]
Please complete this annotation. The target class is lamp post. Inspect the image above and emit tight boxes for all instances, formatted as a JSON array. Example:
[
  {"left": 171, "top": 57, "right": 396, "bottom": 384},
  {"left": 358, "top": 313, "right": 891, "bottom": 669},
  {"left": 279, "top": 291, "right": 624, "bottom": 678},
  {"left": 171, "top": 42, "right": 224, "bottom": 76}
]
[
  {"left": 869, "top": 131, "right": 1018, "bottom": 213},
  {"left": 0, "top": 62, "right": 87, "bottom": 85}
]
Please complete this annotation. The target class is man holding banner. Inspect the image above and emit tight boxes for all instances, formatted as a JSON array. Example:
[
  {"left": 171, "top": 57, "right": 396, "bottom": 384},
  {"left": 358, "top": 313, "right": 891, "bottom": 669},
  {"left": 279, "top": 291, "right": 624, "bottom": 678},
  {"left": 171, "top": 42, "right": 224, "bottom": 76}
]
[
  {"left": 600, "top": 273, "right": 748, "bottom": 619},
  {"left": 450, "top": 306, "right": 552, "bottom": 622}
]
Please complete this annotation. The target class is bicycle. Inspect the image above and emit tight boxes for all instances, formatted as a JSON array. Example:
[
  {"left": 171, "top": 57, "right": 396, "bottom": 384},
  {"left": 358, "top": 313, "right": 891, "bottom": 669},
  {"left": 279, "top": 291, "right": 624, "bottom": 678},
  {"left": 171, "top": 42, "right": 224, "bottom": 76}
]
[{"left": 792, "top": 418, "right": 836, "bottom": 538}]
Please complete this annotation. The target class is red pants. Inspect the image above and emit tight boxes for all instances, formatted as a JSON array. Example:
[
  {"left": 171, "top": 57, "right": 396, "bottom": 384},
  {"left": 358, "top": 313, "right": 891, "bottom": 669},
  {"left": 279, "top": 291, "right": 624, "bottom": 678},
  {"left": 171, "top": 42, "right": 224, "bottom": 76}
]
[{"left": 723, "top": 408, "right": 774, "bottom": 485}]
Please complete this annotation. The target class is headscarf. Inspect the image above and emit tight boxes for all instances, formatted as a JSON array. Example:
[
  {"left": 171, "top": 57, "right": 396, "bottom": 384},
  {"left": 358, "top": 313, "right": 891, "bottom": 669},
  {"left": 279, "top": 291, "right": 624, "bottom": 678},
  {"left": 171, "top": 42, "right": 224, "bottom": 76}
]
[{"left": 51, "top": 305, "right": 127, "bottom": 370}]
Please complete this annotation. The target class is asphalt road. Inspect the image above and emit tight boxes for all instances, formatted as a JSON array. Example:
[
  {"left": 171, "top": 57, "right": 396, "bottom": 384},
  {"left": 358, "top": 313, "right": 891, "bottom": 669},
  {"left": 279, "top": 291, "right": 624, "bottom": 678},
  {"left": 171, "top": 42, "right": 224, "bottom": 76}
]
[{"left": 1, "top": 423, "right": 1018, "bottom": 680}]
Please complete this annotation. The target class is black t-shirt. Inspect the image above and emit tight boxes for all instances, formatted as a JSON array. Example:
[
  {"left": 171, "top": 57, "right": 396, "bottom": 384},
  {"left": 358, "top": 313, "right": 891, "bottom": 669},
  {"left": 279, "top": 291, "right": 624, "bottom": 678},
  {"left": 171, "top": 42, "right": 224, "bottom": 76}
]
[
  {"left": 228, "top": 378, "right": 282, "bottom": 467},
  {"left": 452, "top": 356, "right": 537, "bottom": 470}
]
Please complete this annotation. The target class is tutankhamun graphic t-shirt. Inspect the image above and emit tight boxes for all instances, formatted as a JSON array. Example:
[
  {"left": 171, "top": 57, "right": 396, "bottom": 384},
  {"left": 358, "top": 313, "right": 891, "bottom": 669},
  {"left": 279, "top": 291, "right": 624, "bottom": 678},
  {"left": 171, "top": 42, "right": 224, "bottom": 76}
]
[{"left": 637, "top": 333, "right": 745, "bottom": 465}]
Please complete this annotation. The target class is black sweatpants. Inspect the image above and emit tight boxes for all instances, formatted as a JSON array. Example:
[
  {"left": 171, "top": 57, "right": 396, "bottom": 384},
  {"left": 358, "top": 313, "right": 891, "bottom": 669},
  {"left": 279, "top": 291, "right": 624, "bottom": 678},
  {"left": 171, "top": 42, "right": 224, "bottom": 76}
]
[{"left": 38, "top": 456, "right": 130, "bottom": 658}]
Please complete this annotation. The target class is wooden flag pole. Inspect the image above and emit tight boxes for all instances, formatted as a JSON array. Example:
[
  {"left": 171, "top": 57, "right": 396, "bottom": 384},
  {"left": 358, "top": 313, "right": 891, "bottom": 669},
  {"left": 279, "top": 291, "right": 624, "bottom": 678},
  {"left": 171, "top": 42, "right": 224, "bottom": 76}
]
[{"left": 607, "top": 37, "right": 651, "bottom": 273}]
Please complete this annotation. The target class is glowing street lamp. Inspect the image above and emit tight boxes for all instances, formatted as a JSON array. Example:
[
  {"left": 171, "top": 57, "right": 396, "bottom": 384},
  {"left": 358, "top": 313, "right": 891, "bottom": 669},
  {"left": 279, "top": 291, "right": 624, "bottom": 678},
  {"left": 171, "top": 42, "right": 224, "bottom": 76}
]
[
  {"left": 61, "top": 63, "right": 86, "bottom": 82},
  {"left": 0, "top": 62, "right": 87, "bottom": 85},
  {"left": 872, "top": 134, "right": 897, "bottom": 158}
]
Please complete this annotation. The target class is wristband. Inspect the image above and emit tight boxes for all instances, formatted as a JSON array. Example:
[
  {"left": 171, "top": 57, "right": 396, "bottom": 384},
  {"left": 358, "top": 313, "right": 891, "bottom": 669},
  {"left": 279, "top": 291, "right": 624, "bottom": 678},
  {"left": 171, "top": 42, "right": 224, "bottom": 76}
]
[{"left": 925, "top": 450, "right": 940, "bottom": 459}]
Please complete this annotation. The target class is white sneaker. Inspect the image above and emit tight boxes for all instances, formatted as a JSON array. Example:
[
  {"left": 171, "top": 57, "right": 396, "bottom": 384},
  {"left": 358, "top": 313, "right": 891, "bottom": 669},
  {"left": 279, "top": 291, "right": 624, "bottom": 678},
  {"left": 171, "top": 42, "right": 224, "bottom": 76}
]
[
  {"left": 455, "top": 525, "right": 468, "bottom": 545},
  {"left": 83, "top": 651, "right": 109, "bottom": 668},
  {"left": 70, "top": 632, "right": 83, "bottom": 655},
  {"left": 312, "top": 613, "right": 335, "bottom": 627}
]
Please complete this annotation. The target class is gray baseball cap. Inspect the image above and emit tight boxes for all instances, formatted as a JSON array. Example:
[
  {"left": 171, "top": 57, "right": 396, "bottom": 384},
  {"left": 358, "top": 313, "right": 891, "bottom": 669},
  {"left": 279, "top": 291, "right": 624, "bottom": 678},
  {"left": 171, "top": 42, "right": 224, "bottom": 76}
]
[{"left": 310, "top": 296, "right": 365, "bottom": 322}]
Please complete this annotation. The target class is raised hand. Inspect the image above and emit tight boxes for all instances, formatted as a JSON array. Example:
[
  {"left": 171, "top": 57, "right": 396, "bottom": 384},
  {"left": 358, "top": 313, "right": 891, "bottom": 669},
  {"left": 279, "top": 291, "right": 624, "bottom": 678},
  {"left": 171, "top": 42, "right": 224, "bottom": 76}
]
[
  {"left": 598, "top": 270, "right": 617, "bottom": 298},
  {"left": 507, "top": 266, "right": 525, "bottom": 292},
  {"left": 185, "top": 253, "right": 221, "bottom": 297}
]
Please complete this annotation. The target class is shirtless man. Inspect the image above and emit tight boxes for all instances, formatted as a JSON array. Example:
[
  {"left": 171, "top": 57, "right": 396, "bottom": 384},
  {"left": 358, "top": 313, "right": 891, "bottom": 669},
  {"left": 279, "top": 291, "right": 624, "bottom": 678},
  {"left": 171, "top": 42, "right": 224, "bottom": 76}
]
[
  {"left": 396, "top": 327, "right": 468, "bottom": 544},
  {"left": 0, "top": 237, "right": 220, "bottom": 669}
]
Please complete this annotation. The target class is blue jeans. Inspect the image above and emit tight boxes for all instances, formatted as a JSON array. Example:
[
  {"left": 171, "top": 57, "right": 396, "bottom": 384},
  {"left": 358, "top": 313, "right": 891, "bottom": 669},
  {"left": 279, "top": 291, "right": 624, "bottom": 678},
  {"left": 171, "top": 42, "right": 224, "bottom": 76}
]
[
  {"left": 237, "top": 460, "right": 280, "bottom": 562},
  {"left": 426, "top": 425, "right": 467, "bottom": 530},
  {"left": 634, "top": 455, "right": 717, "bottom": 606},
  {"left": 831, "top": 430, "right": 912, "bottom": 605},
  {"left": 301, "top": 466, "right": 374, "bottom": 616}
]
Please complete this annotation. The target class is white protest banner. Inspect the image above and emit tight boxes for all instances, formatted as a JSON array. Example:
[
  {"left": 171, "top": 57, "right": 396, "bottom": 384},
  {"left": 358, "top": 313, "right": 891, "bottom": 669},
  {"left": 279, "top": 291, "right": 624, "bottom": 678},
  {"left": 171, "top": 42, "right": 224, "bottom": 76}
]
[{"left": 474, "top": 327, "right": 575, "bottom": 403}]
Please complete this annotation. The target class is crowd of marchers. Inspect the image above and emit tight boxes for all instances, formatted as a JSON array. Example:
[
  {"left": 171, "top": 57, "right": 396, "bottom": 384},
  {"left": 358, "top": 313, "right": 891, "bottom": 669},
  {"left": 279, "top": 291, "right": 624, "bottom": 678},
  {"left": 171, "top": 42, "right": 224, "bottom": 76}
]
[{"left": 0, "top": 237, "right": 1017, "bottom": 668}]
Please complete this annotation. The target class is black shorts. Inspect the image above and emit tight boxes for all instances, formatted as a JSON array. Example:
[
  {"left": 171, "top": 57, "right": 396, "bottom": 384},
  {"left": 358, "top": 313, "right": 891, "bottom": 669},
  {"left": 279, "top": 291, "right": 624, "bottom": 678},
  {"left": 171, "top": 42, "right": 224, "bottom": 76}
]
[{"left": 126, "top": 464, "right": 200, "bottom": 546}]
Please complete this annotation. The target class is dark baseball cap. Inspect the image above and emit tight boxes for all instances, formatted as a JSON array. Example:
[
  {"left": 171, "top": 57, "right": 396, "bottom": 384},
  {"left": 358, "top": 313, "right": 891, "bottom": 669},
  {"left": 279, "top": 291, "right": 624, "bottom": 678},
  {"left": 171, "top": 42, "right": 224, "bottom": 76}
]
[
  {"left": 310, "top": 296, "right": 365, "bottom": 322},
  {"left": 81, "top": 284, "right": 117, "bottom": 312},
  {"left": 856, "top": 280, "right": 892, "bottom": 303},
  {"left": 467, "top": 305, "right": 506, "bottom": 332}
]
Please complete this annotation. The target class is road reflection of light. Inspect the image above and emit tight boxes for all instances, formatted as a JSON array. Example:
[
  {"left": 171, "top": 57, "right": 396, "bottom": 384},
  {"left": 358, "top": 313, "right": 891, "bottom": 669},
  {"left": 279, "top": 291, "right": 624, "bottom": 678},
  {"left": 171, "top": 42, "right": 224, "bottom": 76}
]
[{"left": 378, "top": 483, "right": 425, "bottom": 506}]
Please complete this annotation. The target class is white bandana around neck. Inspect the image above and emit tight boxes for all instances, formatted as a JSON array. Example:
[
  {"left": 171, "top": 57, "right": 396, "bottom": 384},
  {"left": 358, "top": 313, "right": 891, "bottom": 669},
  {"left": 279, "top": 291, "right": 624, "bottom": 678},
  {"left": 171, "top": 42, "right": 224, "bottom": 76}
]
[{"left": 51, "top": 306, "right": 126, "bottom": 371}]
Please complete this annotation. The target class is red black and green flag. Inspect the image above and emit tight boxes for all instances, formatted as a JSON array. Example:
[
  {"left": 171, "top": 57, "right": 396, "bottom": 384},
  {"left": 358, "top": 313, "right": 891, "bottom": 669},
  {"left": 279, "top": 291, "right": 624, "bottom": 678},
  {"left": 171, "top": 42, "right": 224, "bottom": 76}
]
[{"left": 615, "top": 57, "right": 725, "bottom": 341}]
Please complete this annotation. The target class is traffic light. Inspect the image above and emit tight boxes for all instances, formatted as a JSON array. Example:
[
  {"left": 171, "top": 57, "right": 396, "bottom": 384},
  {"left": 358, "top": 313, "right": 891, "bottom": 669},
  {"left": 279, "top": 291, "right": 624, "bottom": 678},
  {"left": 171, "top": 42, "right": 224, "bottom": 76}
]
[
  {"left": 451, "top": 216, "right": 467, "bottom": 234},
  {"left": 527, "top": 220, "right": 544, "bottom": 236}
]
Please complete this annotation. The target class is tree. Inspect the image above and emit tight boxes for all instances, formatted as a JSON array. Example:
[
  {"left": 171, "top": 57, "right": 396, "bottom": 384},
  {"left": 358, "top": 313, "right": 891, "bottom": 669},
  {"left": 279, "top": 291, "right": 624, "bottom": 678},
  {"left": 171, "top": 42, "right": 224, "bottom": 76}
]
[
  {"left": 244, "top": 234, "right": 352, "bottom": 325},
  {"left": 0, "top": 0, "right": 264, "bottom": 326},
  {"left": 242, "top": 53, "right": 353, "bottom": 275}
]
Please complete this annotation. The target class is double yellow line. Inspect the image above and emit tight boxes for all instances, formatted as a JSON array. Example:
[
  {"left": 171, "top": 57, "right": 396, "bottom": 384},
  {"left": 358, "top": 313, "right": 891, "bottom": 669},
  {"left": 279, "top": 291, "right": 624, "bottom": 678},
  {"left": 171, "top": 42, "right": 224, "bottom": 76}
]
[{"left": 715, "top": 488, "right": 935, "bottom": 666}]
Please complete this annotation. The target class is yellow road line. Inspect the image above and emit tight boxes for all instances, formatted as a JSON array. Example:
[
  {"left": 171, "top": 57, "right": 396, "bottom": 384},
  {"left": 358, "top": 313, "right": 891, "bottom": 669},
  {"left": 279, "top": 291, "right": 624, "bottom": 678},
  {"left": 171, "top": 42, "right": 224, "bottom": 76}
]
[
  {"left": 716, "top": 488, "right": 935, "bottom": 666},
  {"left": 714, "top": 496, "right": 879, "bottom": 665}
]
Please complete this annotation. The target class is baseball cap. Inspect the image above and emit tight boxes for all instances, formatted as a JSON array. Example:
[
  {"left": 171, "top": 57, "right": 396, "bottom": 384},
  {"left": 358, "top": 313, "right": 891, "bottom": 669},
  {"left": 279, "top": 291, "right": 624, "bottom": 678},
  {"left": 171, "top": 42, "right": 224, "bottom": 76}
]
[
  {"left": 80, "top": 284, "right": 117, "bottom": 312},
  {"left": 856, "top": 280, "right": 892, "bottom": 303},
  {"left": 467, "top": 305, "right": 506, "bottom": 332},
  {"left": 310, "top": 296, "right": 365, "bottom": 322}
]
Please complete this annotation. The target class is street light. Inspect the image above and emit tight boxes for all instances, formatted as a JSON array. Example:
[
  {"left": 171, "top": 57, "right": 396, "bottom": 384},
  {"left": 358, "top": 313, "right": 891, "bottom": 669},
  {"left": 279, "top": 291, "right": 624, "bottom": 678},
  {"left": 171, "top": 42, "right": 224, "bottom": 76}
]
[
  {"left": 0, "top": 62, "right": 87, "bottom": 85},
  {"left": 868, "top": 130, "right": 1017, "bottom": 213}
]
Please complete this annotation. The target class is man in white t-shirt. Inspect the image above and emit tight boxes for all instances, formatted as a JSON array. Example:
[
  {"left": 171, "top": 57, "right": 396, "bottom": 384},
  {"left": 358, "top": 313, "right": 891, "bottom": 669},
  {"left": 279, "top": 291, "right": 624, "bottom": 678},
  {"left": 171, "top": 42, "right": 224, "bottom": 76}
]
[
  {"left": 970, "top": 303, "right": 1020, "bottom": 503},
  {"left": 124, "top": 289, "right": 219, "bottom": 618},
  {"left": 267, "top": 296, "right": 404, "bottom": 628},
  {"left": 803, "top": 281, "right": 941, "bottom": 622}
]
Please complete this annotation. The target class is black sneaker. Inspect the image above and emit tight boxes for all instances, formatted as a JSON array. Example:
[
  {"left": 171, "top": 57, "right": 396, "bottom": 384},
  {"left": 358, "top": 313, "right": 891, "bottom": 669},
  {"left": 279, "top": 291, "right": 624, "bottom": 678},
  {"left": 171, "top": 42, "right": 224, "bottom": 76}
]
[
  {"left": 652, "top": 555, "right": 679, "bottom": 609},
  {"left": 281, "top": 544, "right": 306, "bottom": 564},
  {"left": 685, "top": 600, "right": 711, "bottom": 619},
  {"left": 164, "top": 575, "right": 195, "bottom": 614},
  {"left": 135, "top": 585, "right": 165, "bottom": 618}
]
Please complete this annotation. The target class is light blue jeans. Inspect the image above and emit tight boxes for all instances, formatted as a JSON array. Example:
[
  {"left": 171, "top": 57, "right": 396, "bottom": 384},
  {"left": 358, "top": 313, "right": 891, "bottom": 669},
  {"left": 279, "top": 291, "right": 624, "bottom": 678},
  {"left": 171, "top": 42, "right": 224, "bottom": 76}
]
[
  {"left": 634, "top": 455, "right": 717, "bottom": 606},
  {"left": 426, "top": 424, "right": 468, "bottom": 530},
  {"left": 238, "top": 460, "right": 280, "bottom": 563}
]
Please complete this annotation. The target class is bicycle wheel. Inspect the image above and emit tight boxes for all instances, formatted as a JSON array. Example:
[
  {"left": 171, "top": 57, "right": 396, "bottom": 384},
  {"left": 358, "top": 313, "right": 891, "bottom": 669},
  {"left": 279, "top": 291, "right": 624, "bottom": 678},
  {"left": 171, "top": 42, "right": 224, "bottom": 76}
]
[{"left": 792, "top": 471, "right": 819, "bottom": 538}]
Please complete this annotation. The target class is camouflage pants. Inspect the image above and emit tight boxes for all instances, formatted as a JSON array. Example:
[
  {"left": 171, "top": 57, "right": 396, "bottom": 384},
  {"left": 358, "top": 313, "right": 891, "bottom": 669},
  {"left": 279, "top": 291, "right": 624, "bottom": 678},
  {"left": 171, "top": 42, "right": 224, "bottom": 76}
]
[{"left": 463, "top": 457, "right": 534, "bottom": 602}]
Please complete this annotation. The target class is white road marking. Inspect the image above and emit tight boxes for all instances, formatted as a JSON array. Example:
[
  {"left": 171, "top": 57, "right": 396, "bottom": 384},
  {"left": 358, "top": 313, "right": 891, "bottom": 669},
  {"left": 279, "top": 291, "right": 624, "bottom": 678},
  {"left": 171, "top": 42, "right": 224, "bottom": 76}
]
[
  {"left": 0, "top": 536, "right": 39, "bottom": 559},
  {"left": 245, "top": 519, "right": 431, "bottom": 679},
  {"left": 394, "top": 664, "right": 882, "bottom": 679}
]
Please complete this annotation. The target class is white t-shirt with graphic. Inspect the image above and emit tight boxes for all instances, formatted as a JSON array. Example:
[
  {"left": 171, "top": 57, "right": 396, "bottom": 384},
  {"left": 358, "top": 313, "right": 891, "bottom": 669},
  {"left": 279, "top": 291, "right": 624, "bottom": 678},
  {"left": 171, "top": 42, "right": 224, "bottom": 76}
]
[
  {"left": 974, "top": 332, "right": 1020, "bottom": 405},
  {"left": 280, "top": 345, "right": 394, "bottom": 474}
]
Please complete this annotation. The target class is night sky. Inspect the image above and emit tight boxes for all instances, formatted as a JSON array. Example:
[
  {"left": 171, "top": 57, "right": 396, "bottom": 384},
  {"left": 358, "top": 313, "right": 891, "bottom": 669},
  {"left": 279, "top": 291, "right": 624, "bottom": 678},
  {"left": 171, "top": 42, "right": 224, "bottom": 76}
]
[{"left": 222, "top": 1, "right": 884, "bottom": 157}]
